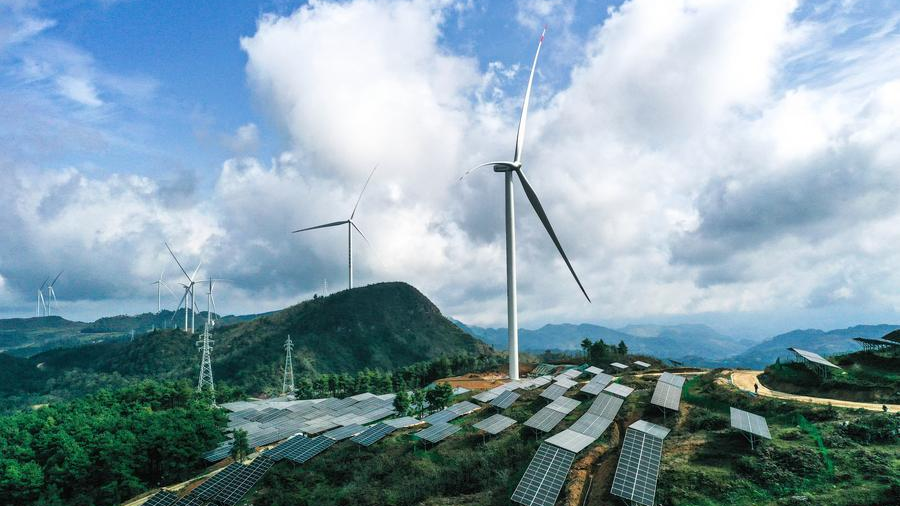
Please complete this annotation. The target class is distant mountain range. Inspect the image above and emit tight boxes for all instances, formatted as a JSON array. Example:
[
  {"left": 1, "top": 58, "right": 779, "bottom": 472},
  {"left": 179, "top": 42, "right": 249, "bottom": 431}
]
[
  {"left": 454, "top": 320, "right": 898, "bottom": 368},
  {"left": 0, "top": 282, "right": 491, "bottom": 405}
]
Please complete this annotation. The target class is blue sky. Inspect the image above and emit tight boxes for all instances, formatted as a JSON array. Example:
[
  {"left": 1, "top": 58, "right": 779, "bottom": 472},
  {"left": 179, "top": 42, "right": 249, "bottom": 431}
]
[{"left": 2, "top": 0, "right": 900, "bottom": 339}]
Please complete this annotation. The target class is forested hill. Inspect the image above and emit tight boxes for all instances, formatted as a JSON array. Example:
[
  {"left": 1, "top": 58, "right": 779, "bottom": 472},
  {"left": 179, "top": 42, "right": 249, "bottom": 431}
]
[{"left": 18, "top": 282, "right": 493, "bottom": 398}]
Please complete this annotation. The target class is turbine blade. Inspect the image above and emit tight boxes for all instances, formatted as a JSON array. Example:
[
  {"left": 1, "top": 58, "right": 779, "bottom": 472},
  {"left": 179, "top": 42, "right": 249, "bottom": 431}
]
[
  {"left": 350, "top": 221, "right": 370, "bottom": 246},
  {"left": 171, "top": 291, "right": 188, "bottom": 321},
  {"left": 292, "top": 220, "right": 349, "bottom": 233},
  {"left": 457, "top": 161, "right": 512, "bottom": 182},
  {"left": 515, "top": 169, "right": 590, "bottom": 302},
  {"left": 350, "top": 165, "right": 378, "bottom": 219},
  {"left": 39, "top": 278, "right": 49, "bottom": 290},
  {"left": 162, "top": 281, "right": 177, "bottom": 296},
  {"left": 191, "top": 262, "right": 202, "bottom": 281},
  {"left": 513, "top": 27, "right": 546, "bottom": 164},
  {"left": 50, "top": 271, "right": 63, "bottom": 287},
  {"left": 165, "top": 242, "right": 191, "bottom": 281}
]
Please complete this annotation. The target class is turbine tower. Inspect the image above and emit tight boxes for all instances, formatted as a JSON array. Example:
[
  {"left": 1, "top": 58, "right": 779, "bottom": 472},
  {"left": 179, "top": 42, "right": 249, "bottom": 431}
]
[
  {"left": 151, "top": 268, "right": 175, "bottom": 314},
  {"left": 166, "top": 242, "right": 202, "bottom": 333},
  {"left": 36, "top": 278, "right": 48, "bottom": 317},
  {"left": 461, "top": 29, "right": 590, "bottom": 380},
  {"left": 292, "top": 165, "right": 377, "bottom": 290},
  {"left": 282, "top": 334, "right": 295, "bottom": 395},
  {"left": 46, "top": 271, "right": 62, "bottom": 316}
]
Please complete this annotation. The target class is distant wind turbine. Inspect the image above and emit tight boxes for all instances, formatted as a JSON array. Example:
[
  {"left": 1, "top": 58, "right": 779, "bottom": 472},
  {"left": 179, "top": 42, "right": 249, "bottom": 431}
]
[
  {"left": 46, "top": 271, "right": 62, "bottom": 316},
  {"left": 166, "top": 242, "right": 202, "bottom": 333},
  {"left": 36, "top": 278, "right": 48, "bottom": 317},
  {"left": 460, "top": 28, "right": 590, "bottom": 380},
  {"left": 151, "top": 268, "right": 176, "bottom": 314},
  {"left": 292, "top": 165, "right": 377, "bottom": 290}
]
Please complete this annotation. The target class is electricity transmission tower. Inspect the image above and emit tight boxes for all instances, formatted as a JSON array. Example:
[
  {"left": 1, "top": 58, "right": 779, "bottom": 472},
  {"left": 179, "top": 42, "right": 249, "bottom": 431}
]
[
  {"left": 282, "top": 335, "right": 295, "bottom": 395},
  {"left": 197, "top": 324, "right": 215, "bottom": 403}
]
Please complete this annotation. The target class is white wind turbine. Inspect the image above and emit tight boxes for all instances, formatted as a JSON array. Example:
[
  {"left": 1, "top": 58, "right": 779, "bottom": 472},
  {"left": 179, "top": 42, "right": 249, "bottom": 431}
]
[
  {"left": 292, "top": 166, "right": 377, "bottom": 290},
  {"left": 151, "top": 268, "right": 176, "bottom": 314},
  {"left": 165, "top": 242, "right": 202, "bottom": 333},
  {"left": 461, "top": 29, "right": 590, "bottom": 380},
  {"left": 36, "top": 278, "right": 48, "bottom": 317},
  {"left": 46, "top": 271, "right": 62, "bottom": 316}
]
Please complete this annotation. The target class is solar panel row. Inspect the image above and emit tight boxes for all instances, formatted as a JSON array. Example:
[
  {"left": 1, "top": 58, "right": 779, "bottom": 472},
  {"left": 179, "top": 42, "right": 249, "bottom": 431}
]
[
  {"left": 540, "top": 384, "right": 569, "bottom": 401},
  {"left": 473, "top": 414, "right": 517, "bottom": 435},
  {"left": 603, "top": 382, "right": 634, "bottom": 398},
  {"left": 351, "top": 422, "right": 397, "bottom": 446},
  {"left": 510, "top": 443, "right": 576, "bottom": 506},
  {"left": 143, "top": 490, "right": 179, "bottom": 506},
  {"left": 414, "top": 422, "right": 461, "bottom": 443},
  {"left": 610, "top": 425, "right": 664, "bottom": 506},
  {"left": 491, "top": 390, "right": 520, "bottom": 409}
]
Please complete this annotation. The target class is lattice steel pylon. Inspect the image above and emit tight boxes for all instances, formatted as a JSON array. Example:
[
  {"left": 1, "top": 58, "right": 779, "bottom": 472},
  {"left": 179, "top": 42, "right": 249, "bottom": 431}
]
[
  {"left": 197, "top": 323, "right": 215, "bottom": 402},
  {"left": 282, "top": 334, "right": 295, "bottom": 395}
]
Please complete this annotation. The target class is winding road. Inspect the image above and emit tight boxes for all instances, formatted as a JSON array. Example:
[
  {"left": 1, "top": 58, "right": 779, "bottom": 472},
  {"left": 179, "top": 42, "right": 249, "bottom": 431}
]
[{"left": 729, "top": 370, "right": 899, "bottom": 413}]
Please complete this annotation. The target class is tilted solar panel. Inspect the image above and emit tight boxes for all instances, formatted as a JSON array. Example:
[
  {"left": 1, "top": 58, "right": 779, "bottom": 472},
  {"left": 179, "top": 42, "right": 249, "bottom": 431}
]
[
  {"left": 282, "top": 435, "right": 335, "bottom": 464},
  {"left": 603, "top": 383, "right": 634, "bottom": 398},
  {"left": 658, "top": 372, "right": 686, "bottom": 388},
  {"left": 209, "top": 455, "right": 274, "bottom": 506},
  {"left": 546, "top": 396, "right": 580, "bottom": 414},
  {"left": 171, "top": 492, "right": 207, "bottom": 506},
  {"left": 729, "top": 407, "right": 771, "bottom": 440},
  {"left": 447, "top": 401, "right": 479, "bottom": 416},
  {"left": 610, "top": 362, "right": 629, "bottom": 370},
  {"left": 540, "top": 384, "right": 569, "bottom": 401},
  {"left": 143, "top": 490, "right": 179, "bottom": 506},
  {"left": 414, "top": 422, "right": 460, "bottom": 443},
  {"left": 650, "top": 381, "right": 681, "bottom": 411},
  {"left": 323, "top": 423, "right": 366, "bottom": 441},
  {"left": 610, "top": 426, "right": 664, "bottom": 506},
  {"left": 633, "top": 360, "right": 651, "bottom": 368},
  {"left": 383, "top": 416, "right": 422, "bottom": 428},
  {"left": 569, "top": 413, "right": 614, "bottom": 439},
  {"left": 629, "top": 420, "right": 671, "bottom": 439},
  {"left": 473, "top": 414, "right": 517, "bottom": 435},
  {"left": 351, "top": 422, "right": 397, "bottom": 446},
  {"left": 491, "top": 390, "right": 520, "bottom": 409},
  {"left": 473, "top": 390, "right": 500, "bottom": 403},
  {"left": 511, "top": 443, "right": 576, "bottom": 506},
  {"left": 587, "top": 393, "right": 624, "bottom": 419},
  {"left": 195, "top": 463, "right": 243, "bottom": 500},
  {"left": 554, "top": 377, "right": 577, "bottom": 389},
  {"left": 524, "top": 408, "right": 567, "bottom": 432},
  {"left": 585, "top": 366, "right": 604, "bottom": 375},
  {"left": 545, "top": 429, "right": 595, "bottom": 453},
  {"left": 788, "top": 347, "right": 842, "bottom": 369},
  {"left": 266, "top": 435, "right": 307, "bottom": 462},
  {"left": 579, "top": 382, "right": 605, "bottom": 396},
  {"left": 423, "top": 409, "right": 459, "bottom": 425}
]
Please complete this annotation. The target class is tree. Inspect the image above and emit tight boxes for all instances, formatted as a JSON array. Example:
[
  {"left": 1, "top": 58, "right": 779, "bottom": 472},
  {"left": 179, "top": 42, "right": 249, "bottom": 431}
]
[
  {"left": 393, "top": 390, "right": 411, "bottom": 415},
  {"left": 230, "top": 429, "right": 250, "bottom": 463},
  {"left": 589, "top": 340, "right": 608, "bottom": 365},
  {"left": 580, "top": 338, "right": 592, "bottom": 360},
  {"left": 616, "top": 340, "right": 628, "bottom": 357},
  {"left": 425, "top": 383, "right": 453, "bottom": 412},
  {"left": 411, "top": 389, "right": 427, "bottom": 417}
]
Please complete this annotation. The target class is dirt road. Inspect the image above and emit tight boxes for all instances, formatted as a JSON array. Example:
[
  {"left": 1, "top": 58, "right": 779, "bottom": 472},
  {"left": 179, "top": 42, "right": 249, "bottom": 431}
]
[{"left": 729, "top": 370, "right": 899, "bottom": 413}]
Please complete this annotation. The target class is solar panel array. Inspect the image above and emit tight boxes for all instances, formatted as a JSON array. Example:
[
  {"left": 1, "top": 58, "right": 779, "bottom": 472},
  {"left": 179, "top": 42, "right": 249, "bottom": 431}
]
[
  {"left": 730, "top": 407, "right": 771, "bottom": 440},
  {"left": 473, "top": 414, "right": 517, "bottom": 435},
  {"left": 650, "top": 381, "right": 682, "bottom": 411},
  {"left": 423, "top": 409, "right": 459, "bottom": 424},
  {"left": 603, "top": 382, "right": 634, "bottom": 398},
  {"left": 351, "top": 422, "right": 397, "bottom": 446},
  {"left": 545, "top": 392, "right": 622, "bottom": 454},
  {"left": 547, "top": 396, "right": 580, "bottom": 414},
  {"left": 610, "top": 420, "right": 670, "bottom": 506},
  {"left": 206, "top": 393, "right": 397, "bottom": 461},
  {"left": 579, "top": 372, "right": 613, "bottom": 396},
  {"left": 587, "top": 393, "right": 625, "bottom": 419},
  {"left": 511, "top": 443, "right": 576, "bottom": 506},
  {"left": 610, "top": 362, "right": 629, "bottom": 370},
  {"left": 568, "top": 413, "right": 614, "bottom": 439},
  {"left": 194, "top": 463, "right": 243, "bottom": 499},
  {"left": 280, "top": 435, "right": 336, "bottom": 464},
  {"left": 491, "top": 390, "right": 520, "bottom": 409},
  {"left": 788, "top": 347, "right": 842, "bottom": 369},
  {"left": 414, "top": 422, "right": 461, "bottom": 443},
  {"left": 200, "top": 455, "right": 274, "bottom": 506},
  {"left": 323, "top": 423, "right": 366, "bottom": 441},
  {"left": 540, "top": 383, "right": 569, "bottom": 401},
  {"left": 144, "top": 490, "right": 178, "bottom": 506}
]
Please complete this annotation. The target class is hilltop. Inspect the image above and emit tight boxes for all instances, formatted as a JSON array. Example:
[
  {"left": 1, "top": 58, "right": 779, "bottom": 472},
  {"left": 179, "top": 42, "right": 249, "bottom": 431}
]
[{"left": 4, "top": 282, "right": 493, "bottom": 404}]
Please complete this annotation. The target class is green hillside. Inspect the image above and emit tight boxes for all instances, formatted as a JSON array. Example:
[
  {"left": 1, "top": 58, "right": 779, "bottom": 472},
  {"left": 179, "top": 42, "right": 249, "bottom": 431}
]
[{"left": 6, "top": 282, "right": 493, "bottom": 403}]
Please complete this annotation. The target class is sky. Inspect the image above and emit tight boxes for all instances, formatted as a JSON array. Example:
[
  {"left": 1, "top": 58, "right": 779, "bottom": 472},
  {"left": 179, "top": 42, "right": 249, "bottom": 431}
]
[{"left": 1, "top": 0, "right": 899, "bottom": 340}]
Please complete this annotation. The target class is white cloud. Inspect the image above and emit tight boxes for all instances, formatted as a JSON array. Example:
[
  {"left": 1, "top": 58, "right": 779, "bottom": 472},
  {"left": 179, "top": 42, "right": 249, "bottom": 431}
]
[
  {"left": 55, "top": 74, "right": 103, "bottom": 106},
  {"left": 222, "top": 123, "right": 260, "bottom": 153}
]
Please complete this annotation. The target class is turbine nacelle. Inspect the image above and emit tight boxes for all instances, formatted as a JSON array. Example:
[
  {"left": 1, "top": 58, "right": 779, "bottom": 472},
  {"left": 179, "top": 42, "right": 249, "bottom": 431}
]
[{"left": 492, "top": 162, "right": 521, "bottom": 173}]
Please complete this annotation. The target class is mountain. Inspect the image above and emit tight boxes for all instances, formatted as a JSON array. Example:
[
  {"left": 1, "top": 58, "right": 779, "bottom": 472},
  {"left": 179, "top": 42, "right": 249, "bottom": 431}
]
[
  {"left": 725, "top": 324, "right": 900, "bottom": 369},
  {"left": 457, "top": 322, "right": 744, "bottom": 360},
  {"left": 24, "top": 282, "right": 493, "bottom": 396}
]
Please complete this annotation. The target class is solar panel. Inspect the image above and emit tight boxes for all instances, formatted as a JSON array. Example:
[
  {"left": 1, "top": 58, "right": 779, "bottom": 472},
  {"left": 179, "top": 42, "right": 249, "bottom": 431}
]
[
  {"left": 266, "top": 435, "right": 307, "bottom": 462},
  {"left": 473, "top": 414, "right": 517, "bottom": 435},
  {"left": 633, "top": 360, "right": 651, "bottom": 368},
  {"left": 629, "top": 420, "right": 671, "bottom": 439},
  {"left": 545, "top": 429, "right": 595, "bottom": 453},
  {"left": 210, "top": 456, "right": 275, "bottom": 506},
  {"left": 554, "top": 377, "right": 577, "bottom": 389},
  {"left": 452, "top": 386, "right": 470, "bottom": 396},
  {"left": 282, "top": 435, "right": 336, "bottom": 464},
  {"left": 729, "top": 407, "right": 771, "bottom": 440},
  {"left": 195, "top": 463, "right": 243, "bottom": 499},
  {"left": 414, "top": 422, "right": 461, "bottom": 443},
  {"left": 473, "top": 390, "right": 500, "bottom": 403},
  {"left": 569, "top": 413, "right": 614, "bottom": 439},
  {"left": 650, "top": 381, "right": 681, "bottom": 411},
  {"left": 511, "top": 443, "right": 576, "bottom": 506},
  {"left": 561, "top": 369, "right": 582, "bottom": 379},
  {"left": 203, "top": 442, "right": 233, "bottom": 462},
  {"left": 579, "top": 381, "right": 605, "bottom": 396},
  {"left": 585, "top": 366, "right": 603, "bottom": 375},
  {"left": 447, "top": 401, "right": 479, "bottom": 416},
  {"left": 547, "top": 396, "right": 580, "bottom": 414},
  {"left": 658, "top": 372, "right": 686, "bottom": 387},
  {"left": 143, "top": 491, "right": 179, "bottom": 506},
  {"left": 383, "top": 416, "right": 422, "bottom": 428},
  {"left": 524, "top": 408, "right": 567, "bottom": 432},
  {"left": 586, "top": 393, "right": 624, "bottom": 419},
  {"left": 531, "top": 376, "right": 551, "bottom": 387},
  {"left": 788, "top": 347, "right": 842, "bottom": 369},
  {"left": 603, "top": 383, "right": 634, "bottom": 398},
  {"left": 351, "top": 422, "right": 397, "bottom": 446},
  {"left": 323, "top": 423, "right": 366, "bottom": 441},
  {"left": 540, "top": 384, "right": 569, "bottom": 401},
  {"left": 171, "top": 492, "right": 207, "bottom": 506},
  {"left": 424, "top": 409, "right": 459, "bottom": 424},
  {"left": 610, "top": 425, "right": 664, "bottom": 506},
  {"left": 610, "top": 362, "right": 629, "bottom": 370},
  {"left": 491, "top": 390, "right": 520, "bottom": 409}
]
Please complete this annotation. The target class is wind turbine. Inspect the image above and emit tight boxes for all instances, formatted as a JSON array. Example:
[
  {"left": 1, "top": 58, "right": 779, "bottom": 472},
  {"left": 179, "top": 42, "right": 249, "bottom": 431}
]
[
  {"left": 165, "top": 242, "right": 202, "bottom": 333},
  {"left": 36, "top": 278, "right": 48, "bottom": 317},
  {"left": 292, "top": 166, "right": 377, "bottom": 290},
  {"left": 461, "top": 28, "right": 589, "bottom": 380},
  {"left": 46, "top": 271, "right": 62, "bottom": 316},
  {"left": 151, "top": 268, "right": 175, "bottom": 314}
]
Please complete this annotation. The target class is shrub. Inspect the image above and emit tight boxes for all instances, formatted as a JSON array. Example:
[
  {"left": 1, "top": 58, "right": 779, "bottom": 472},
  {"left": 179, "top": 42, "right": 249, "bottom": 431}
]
[
  {"left": 686, "top": 408, "right": 729, "bottom": 431},
  {"left": 839, "top": 413, "right": 900, "bottom": 444},
  {"left": 779, "top": 429, "right": 803, "bottom": 441},
  {"left": 737, "top": 446, "right": 825, "bottom": 491}
]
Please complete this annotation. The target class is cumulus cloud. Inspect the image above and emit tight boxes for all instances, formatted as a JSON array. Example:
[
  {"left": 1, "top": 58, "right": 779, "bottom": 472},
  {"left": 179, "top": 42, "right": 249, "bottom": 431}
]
[{"left": 3, "top": 0, "right": 900, "bottom": 335}]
